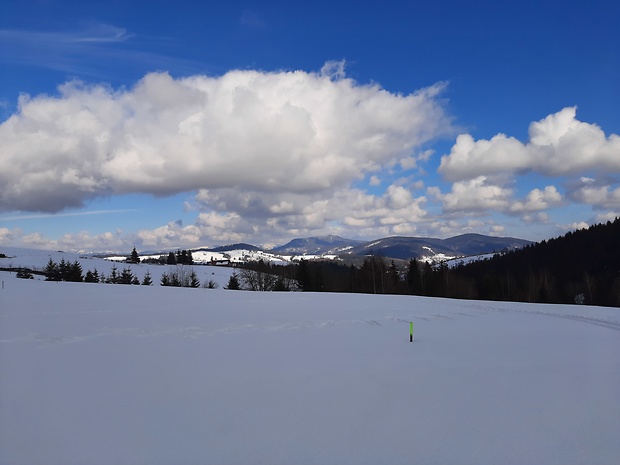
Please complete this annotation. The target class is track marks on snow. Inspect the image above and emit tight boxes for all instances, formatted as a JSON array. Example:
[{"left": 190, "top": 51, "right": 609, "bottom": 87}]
[{"left": 4, "top": 305, "right": 616, "bottom": 348}]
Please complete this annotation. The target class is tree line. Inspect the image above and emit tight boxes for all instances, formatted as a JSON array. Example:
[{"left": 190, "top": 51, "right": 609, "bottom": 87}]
[
  {"left": 41, "top": 258, "right": 215, "bottom": 289},
  {"left": 43, "top": 258, "right": 154, "bottom": 285},
  {"left": 141, "top": 249, "right": 194, "bottom": 265}
]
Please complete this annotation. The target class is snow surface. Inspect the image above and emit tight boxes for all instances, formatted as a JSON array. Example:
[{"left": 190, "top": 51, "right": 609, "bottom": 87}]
[{"left": 1, "top": 254, "right": 620, "bottom": 464}]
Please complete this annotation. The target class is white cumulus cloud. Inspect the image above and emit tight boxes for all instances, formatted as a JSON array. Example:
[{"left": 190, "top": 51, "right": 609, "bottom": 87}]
[
  {"left": 509, "top": 186, "right": 563, "bottom": 213},
  {"left": 567, "top": 177, "right": 620, "bottom": 210},
  {"left": 439, "top": 107, "right": 620, "bottom": 181},
  {"left": 431, "top": 176, "right": 513, "bottom": 213},
  {"left": 0, "top": 66, "right": 452, "bottom": 213}
]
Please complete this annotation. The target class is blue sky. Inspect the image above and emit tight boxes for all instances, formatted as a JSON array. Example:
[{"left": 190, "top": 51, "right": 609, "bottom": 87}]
[{"left": 1, "top": 0, "right": 619, "bottom": 252}]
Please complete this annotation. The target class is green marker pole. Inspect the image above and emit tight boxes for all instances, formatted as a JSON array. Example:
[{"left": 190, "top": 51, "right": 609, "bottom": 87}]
[{"left": 409, "top": 321, "right": 414, "bottom": 343}]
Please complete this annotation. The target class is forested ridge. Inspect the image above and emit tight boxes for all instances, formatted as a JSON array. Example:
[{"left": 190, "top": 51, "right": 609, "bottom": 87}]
[{"left": 448, "top": 218, "right": 620, "bottom": 306}]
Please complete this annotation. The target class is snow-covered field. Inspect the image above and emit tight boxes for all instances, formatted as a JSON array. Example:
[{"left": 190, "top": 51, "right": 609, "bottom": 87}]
[{"left": 1, "top": 252, "right": 619, "bottom": 464}]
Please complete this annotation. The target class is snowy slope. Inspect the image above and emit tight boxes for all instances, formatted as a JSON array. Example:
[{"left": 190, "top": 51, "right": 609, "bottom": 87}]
[{"left": 1, "top": 266, "right": 619, "bottom": 464}]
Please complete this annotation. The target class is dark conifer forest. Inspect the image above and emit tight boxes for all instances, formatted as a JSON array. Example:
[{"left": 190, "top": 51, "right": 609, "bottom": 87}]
[{"left": 447, "top": 218, "right": 620, "bottom": 306}]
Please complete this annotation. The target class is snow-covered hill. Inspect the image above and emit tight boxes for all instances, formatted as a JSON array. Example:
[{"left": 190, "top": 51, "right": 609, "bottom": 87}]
[{"left": 1, "top": 254, "right": 619, "bottom": 465}]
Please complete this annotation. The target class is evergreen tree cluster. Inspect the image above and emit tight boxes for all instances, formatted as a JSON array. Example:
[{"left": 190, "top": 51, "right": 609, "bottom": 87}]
[
  {"left": 44, "top": 258, "right": 85, "bottom": 282},
  {"left": 141, "top": 249, "right": 194, "bottom": 265},
  {"left": 166, "top": 250, "right": 194, "bottom": 265},
  {"left": 43, "top": 259, "right": 153, "bottom": 285},
  {"left": 292, "top": 256, "right": 404, "bottom": 294}
]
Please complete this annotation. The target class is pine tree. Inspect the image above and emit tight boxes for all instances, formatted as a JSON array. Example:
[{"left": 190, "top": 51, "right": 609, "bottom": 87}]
[
  {"left": 406, "top": 258, "right": 422, "bottom": 295},
  {"left": 84, "top": 270, "right": 96, "bottom": 283},
  {"left": 108, "top": 265, "right": 119, "bottom": 284},
  {"left": 128, "top": 247, "right": 140, "bottom": 264},
  {"left": 142, "top": 271, "right": 153, "bottom": 286},
  {"left": 169, "top": 271, "right": 181, "bottom": 287},
  {"left": 44, "top": 258, "right": 60, "bottom": 281},
  {"left": 166, "top": 252, "right": 177, "bottom": 265},
  {"left": 67, "top": 261, "right": 83, "bottom": 282},
  {"left": 190, "top": 271, "right": 200, "bottom": 288},
  {"left": 119, "top": 268, "right": 134, "bottom": 284},
  {"left": 203, "top": 279, "right": 219, "bottom": 289},
  {"left": 387, "top": 260, "right": 401, "bottom": 293},
  {"left": 225, "top": 272, "right": 241, "bottom": 290},
  {"left": 296, "top": 259, "right": 310, "bottom": 291},
  {"left": 58, "top": 259, "right": 69, "bottom": 281}
]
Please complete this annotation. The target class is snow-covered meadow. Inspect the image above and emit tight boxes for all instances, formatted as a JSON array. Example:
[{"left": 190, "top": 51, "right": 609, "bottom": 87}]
[{"left": 1, "top": 250, "right": 619, "bottom": 464}]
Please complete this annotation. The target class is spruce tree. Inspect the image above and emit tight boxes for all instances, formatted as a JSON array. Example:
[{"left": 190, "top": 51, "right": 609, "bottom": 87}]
[
  {"left": 406, "top": 258, "right": 422, "bottom": 295},
  {"left": 84, "top": 270, "right": 95, "bottom": 283},
  {"left": 59, "top": 259, "right": 69, "bottom": 281},
  {"left": 108, "top": 265, "right": 119, "bottom": 284},
  {"left": 225, "top": 272, "right": 241, "bottom": 290},
  {"left": 387, "top": 260, "right": 401, "bottom": 293},
  {"left": 190, "top": 271, "right": 200, "bottom": 288},
  {"left": 142, "top": 271, "right": 153, "bottom": 286},
  {"left": 67, "top": 261, "right": 83, "bottom": 282},
  {"left": 119, "top": 268, "right": 134, "bottom": 284},
  {"left": 44, "top": 258, "right": 60, "bottom": 281},
  {"left": 296, "top": 259, "right": 310, "bottom": 291},
  {"left": 169, "top": 270, "right": 181, "bottom": 287},
  {"left": 128, "top": 247, "right": 140, "bottom": 264}
]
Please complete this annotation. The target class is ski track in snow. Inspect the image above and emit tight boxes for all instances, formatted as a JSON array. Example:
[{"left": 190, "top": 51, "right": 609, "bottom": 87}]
[
  {"left": 497, "top": 306, "right": 620, "bottom": 331},
  {"left": 3, "top": 302, "right": 619, "bottom": 349}
]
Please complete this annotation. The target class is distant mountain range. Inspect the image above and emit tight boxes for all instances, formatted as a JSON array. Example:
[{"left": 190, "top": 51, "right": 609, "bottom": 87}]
[
  {"left": 206, "top": 233, "right": 532, "bottom": 262},
  {"left": 350, "top": 234, "right": 532, "bottom": 260}
]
